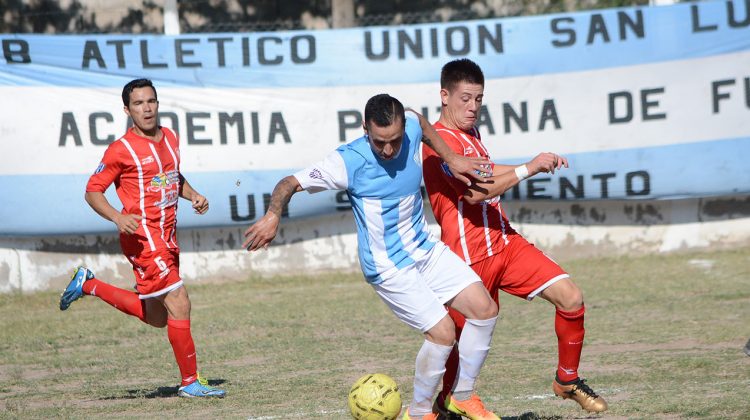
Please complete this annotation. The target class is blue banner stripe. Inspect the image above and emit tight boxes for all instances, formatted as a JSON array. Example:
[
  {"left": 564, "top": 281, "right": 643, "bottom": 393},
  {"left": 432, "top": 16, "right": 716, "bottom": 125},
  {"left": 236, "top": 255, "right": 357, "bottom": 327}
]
[
  {"left": 1, "top": 1, "right": 747, "bottom": 87},
  {"left": 2, "top": 137, "right": 748, "bottom": 235}
]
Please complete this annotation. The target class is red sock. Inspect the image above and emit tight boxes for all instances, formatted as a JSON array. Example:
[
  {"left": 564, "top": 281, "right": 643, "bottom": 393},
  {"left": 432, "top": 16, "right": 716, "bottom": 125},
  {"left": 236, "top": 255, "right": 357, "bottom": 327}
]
[
  {"left": 167, "top": 318, "right": 198, "bottom": 386},
  {"left": 82, "top": 279, "right": 146, "bottom": 322},
  {"left": 440, "top": 307, "right": 465, "bottom": 400},
  {"left": 555, "top": 304, "right": 585, "bottom": 383}
]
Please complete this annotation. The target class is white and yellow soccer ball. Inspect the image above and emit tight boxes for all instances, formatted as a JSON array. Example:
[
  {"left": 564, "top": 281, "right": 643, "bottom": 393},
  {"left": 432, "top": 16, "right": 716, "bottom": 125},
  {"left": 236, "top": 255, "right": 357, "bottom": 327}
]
[{"left": 348, "top": 373, "right": 402, "bottom": 420}]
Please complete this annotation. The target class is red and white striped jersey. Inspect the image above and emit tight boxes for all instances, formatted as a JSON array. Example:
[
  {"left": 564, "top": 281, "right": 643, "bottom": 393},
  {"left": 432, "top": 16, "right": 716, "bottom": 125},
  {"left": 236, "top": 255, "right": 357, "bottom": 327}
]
[
  {"left": 422, "top": 122, "right": 516, "bottom": 266},
  {"left": 87, "top": 127, "right": 181, "bottom": 253}
]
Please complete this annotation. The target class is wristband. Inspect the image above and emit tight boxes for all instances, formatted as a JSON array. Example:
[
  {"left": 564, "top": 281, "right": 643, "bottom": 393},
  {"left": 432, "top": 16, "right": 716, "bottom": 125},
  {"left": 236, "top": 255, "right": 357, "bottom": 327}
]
[{"left": 514, "top": 164, "right": 529, "bottom": 181}]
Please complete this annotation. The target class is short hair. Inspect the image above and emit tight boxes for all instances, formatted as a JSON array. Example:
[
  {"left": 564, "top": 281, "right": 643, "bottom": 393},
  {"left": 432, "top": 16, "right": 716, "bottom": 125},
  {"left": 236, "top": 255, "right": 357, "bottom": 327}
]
[
  {"left": 364, "top": 94, "right": 405, "bottom": 130},
  {"left": 440, "top": 59, "right": 485, "bottom": 91},
  {"left": 122, "top": 78, "right": 157, "bottom": 107}
]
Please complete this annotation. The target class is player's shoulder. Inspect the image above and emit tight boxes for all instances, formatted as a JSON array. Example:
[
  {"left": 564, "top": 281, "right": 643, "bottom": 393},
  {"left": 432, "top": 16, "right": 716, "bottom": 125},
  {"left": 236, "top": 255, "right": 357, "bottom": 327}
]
[{"left": 161, "top": 126, "right": 179, "bottom": 142}]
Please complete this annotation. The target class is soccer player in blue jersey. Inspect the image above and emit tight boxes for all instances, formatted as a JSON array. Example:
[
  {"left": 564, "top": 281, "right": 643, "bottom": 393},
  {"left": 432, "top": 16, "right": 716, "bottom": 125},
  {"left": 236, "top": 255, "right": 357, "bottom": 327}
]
[{"left": 244, "top": 94, "right": 501, "bottom": 420}]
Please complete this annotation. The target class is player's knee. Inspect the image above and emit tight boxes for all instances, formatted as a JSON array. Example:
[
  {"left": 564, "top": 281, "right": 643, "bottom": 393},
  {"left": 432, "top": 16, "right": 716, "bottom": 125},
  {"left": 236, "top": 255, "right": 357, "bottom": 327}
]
[
  {"left": 557, "top": 284, "right": 584, "bottom": 312},
  {"left": 479, "top": 299, "right": 499, "bottom": 320},
  {"left": 426, "top": 317, "right": 456, "bottom": 346}
]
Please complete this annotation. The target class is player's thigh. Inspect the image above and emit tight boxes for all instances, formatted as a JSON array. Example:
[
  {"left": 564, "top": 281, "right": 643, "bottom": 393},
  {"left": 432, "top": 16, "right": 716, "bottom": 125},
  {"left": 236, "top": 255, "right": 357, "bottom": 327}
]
[
  {"left": 538, "top": 278, "right": 583, "bottom": 311},
  {"left": 160, "top": 284, "right": 191, "bottom": 320},
  {"left": 498, "top": 236, "right": 569, "bottom": 301},
  {"left": 372, "top": 264, "right": 448, "bottom": 334},
  {"left": 448, "top": 281, "right": 497, "bottom": 320}
]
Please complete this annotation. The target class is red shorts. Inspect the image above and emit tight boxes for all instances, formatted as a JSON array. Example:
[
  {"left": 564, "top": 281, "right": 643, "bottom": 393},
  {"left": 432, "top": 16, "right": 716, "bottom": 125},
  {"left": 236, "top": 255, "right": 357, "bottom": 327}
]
[
  {"left": 474, "top": 234, "right": 568, "bottom": 302},
  {"left": 124, "top": 248, "right": 182, "bottom": 299},
  {"left": 448, "top": 235, "right": 568, "bottom": 330}
]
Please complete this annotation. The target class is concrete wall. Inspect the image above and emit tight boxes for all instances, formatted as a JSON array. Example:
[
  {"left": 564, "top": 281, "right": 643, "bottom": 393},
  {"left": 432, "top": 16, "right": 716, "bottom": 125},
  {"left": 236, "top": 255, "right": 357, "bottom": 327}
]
[{"left": 2, "top": 194, "right": 748, "bottom": 293}]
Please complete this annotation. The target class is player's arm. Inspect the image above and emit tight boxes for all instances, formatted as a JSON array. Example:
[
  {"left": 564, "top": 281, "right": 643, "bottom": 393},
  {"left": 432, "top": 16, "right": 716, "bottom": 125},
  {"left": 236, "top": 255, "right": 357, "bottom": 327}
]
[
  {"left": 179, "top": 174, "right": 208, "bottom": 215},
  {"left": 84, "top": 191, "right": 142, "bottom": 235},
  {"left": 86, "top": 146, "right": 143, "bottom": 234},
  {"left": 463, "top": 152, "right": 569, "bottom": 204},
  {"left": 243, "top": 175, "right": 303, "bottom": 251},
  {"left": 410, "top": 110, "right": 490, "bottom": 186}
]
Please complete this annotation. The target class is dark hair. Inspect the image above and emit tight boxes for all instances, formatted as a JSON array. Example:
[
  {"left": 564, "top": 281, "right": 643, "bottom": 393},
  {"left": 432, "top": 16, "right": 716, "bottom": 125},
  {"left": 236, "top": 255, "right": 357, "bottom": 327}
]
[
  {"left": 440, "top": 59, "right": 485, "bottom": 91},
  {"left": 122, "top": 78, "right": 157, "bottom": 107},
  {"left": 364, "top": 94, "right": 405, "bottom": 129}
]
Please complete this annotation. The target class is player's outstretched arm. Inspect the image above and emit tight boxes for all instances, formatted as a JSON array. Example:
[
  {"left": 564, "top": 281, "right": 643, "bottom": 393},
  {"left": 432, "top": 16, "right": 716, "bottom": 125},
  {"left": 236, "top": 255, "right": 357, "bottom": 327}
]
[
  {"left": 179, "top": 174, "right": 209, "bottom": 214},
  {"left": 243, "top": 175, "right": 303, "bottom": 252},
  {"left": 85, "top": 191, "right": 142, "bottom": 235},
  {"left": 464, "top": 152, "right": 569, "bottom": 204},
  {"left": 409, "top": 109, "right": 490, "bottom": 186}
]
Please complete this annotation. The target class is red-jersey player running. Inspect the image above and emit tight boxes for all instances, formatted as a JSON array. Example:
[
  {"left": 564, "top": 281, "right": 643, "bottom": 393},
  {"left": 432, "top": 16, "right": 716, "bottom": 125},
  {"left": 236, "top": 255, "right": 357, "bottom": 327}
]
[
  {"left": 422, "top": 59, "right": 607, "bottom": 416},
  {"left": 59, "top": 78, "right": 225, "bottom": 398}
]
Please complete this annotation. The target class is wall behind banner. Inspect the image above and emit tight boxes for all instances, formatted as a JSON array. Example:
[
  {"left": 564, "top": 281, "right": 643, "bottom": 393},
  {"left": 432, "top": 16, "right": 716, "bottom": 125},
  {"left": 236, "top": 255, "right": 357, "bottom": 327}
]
[{"left": 1, "top": 1, "right": 749, "bottom": 290}]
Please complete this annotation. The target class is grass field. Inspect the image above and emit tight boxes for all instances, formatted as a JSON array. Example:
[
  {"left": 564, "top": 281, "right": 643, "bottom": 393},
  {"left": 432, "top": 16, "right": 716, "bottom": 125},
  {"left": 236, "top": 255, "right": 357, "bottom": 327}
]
[{"left": 1, "top": 248, "right": 749, "bottom": 419}]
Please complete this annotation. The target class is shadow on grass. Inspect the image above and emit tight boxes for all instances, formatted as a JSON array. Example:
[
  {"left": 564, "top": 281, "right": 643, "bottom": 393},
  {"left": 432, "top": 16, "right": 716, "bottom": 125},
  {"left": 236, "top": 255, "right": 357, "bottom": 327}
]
[
  {"left": 102, "top": 379, "right": 227, "bottom": 399},
  {"left": 502, "top": 413, "right": 564, "bottom": 420}
]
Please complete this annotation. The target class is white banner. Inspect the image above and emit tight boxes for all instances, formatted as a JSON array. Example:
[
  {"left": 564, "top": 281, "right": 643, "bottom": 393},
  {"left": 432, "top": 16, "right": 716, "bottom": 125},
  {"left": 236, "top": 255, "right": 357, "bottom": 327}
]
[{"left": 1, "top": 0, "right": 749, "bottom": 234}]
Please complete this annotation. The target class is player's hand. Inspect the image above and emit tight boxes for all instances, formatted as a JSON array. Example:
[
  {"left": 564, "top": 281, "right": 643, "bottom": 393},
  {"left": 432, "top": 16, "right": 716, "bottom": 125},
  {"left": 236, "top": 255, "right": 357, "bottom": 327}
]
[
  {"left": 243, "top": 212, "right": 279, "bottom": 252},
  {"left": 113, "top": 213, "right": 142, "bottom": 235},
  {"left": 444, "top": 154, "right": 493, "bottom": 186},
  {"left": 527, "top": 152, "right": 568, "bottom": 176},
  {"left": 191, "top": 193, "right": 209, "bottom": 214}
]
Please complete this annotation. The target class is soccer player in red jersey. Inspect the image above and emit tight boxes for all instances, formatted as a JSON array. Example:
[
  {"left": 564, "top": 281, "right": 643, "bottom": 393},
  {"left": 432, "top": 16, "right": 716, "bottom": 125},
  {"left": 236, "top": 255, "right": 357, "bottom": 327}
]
[
  {"left": 422, "top": 59, "right": 607, "bottom": 416},
  {"left": 59, "top": 79, "right": 225, "bottom": 398}
]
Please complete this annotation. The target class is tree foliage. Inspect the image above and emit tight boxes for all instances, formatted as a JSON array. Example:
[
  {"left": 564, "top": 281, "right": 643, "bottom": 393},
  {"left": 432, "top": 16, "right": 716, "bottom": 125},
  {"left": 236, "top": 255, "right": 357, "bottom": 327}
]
[{"left": 0, "top": 0, "right": 653, "bottom": 34}]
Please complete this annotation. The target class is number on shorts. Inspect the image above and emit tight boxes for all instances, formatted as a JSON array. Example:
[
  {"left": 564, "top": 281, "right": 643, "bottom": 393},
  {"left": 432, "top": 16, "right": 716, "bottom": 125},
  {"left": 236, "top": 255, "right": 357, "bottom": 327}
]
[{"left": 154, "top": 256, "right": 170, "bottom": 278}]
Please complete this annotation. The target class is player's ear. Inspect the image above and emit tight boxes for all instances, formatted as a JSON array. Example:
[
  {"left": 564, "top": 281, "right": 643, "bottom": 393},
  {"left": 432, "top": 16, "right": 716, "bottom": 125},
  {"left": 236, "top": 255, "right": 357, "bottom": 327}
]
[
  {"left": 440, "top": 88, "right": 449, "bottom": 106},
  {"left": 123, "top": 105, "right": 131, "bottom": 117}
]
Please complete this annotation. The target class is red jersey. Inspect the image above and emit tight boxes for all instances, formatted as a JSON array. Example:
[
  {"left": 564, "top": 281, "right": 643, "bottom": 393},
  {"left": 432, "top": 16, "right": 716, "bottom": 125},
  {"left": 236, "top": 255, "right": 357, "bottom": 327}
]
[
  {"left": 422, "top": 122, "right": 516, "bottom": 266},
  {"left": 87, "top": 127, "right": 181, "bottom": 254}
]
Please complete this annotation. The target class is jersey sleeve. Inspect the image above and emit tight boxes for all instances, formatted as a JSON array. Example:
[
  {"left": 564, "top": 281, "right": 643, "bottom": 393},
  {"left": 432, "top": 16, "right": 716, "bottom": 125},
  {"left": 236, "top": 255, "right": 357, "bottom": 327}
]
[
  {"left": 404, "top": 110, "right": 422, "bottom": 145},
  {"left": 86, "top": 143, "right": 123, "bottom": 193},
  {"left": 293, "top": 150, "right": 348, "bottom": 193},
  {"left": 422, "top": 129, "right": 473, "bottom": 196}
]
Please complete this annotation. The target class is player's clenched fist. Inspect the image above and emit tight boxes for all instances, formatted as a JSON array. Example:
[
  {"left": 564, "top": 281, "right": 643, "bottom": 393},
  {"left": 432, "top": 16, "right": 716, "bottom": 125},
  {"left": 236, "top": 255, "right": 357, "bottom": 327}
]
[
  {"left": 191, "top": 193, "right": 209, "bottom": 214},
  {"left": 112, "top": 213, "right": 142, "bottom": 235}
]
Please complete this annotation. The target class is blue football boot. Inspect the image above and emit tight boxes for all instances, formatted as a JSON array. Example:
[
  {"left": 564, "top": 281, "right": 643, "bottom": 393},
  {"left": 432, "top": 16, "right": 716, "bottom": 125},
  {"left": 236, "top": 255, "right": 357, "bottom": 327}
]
[
  {"left": 178, "top": 376, "right": 226, "bottom": 398},
  {"left": 59, "top": 266, "right": 94, "bottom": 311}
]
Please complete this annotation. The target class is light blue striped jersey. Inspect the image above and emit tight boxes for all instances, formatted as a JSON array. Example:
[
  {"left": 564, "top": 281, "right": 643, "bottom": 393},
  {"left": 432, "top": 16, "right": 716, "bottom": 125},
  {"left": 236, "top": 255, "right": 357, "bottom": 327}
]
[{"left": 294, "top": 111, "right": 436, "bottom": 283}]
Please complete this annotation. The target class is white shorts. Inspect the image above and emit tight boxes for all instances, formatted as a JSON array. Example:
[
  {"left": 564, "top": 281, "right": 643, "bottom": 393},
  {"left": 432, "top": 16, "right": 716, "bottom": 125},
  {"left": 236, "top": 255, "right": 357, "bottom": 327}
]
[{"left": 372, "top": 241, "right": 481, "bottom": 333}]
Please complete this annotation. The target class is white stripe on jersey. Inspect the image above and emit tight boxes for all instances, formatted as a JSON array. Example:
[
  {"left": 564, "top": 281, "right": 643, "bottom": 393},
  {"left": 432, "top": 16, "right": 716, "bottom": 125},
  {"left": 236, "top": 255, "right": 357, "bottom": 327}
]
[
  {"left": 363, "top": 197, "right": 398, "bottom": 278},
  {"left": 148, "top": 143, "right": 170, "bottom": 249},
  {"left": 163, "top": 134, "right": 180, "bottom": 248},
  {"left": 456, "top": 200, "right": 471, "bottom": 264},
  {"left": 481, "top": 202, "right": 493, "bottom": 257},
  {"left": 397, "top": 194, "right": 430, "bottom": 260},
  {"left": 120, "top": 139, "right": 156, "bottom": 252},
  {"left": 498, "top": 208, "right": 510, "bottom": 245}
]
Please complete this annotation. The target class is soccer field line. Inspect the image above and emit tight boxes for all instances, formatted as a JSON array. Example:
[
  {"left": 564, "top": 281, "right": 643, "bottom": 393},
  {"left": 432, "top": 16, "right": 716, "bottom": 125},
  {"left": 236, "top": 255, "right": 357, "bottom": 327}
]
[{"left": 248, "top": 408, "right": 349, "bottom": 419}]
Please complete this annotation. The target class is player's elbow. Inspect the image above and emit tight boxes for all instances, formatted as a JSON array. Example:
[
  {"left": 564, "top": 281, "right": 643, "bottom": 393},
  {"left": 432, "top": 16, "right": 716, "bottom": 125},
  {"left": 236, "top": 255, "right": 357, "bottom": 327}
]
[
  {"left": 463, "top": 194, "right": 485, "bottom": 206},
  {"left": 84, "top": 191, "right": 96, "bottom": 205}
]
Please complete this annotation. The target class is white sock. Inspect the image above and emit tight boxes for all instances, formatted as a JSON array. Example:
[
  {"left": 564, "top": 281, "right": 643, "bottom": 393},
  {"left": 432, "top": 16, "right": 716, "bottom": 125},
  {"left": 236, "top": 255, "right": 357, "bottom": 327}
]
[
  {"left": 453, "top": 316, "right": 497, "bottom": 399},
  {"left": 409, "top": 339, "right": 453, "bottom": 417}
]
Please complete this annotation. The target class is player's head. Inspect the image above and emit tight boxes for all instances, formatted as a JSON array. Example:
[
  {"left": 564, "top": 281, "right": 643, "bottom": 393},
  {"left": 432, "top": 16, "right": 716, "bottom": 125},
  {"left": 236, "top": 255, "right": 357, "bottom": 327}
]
[
  {"left": 122, "top": 78, "right": 159, "bottom": 135},
  {"left": 122, "top": 78, "right": 157, "bottom": 108},
  {"left": 363, "top": 94, "right": 405, "bottom": 161},
  {"left": 439, "top": 59, "right": 485, "bottom": 132}
]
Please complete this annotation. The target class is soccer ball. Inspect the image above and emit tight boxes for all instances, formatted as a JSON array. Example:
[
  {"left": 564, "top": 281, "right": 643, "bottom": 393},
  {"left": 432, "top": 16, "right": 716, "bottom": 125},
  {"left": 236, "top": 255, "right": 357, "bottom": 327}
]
[{"left": 348, "top": 373, "right": 402, "bottom": 420}]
